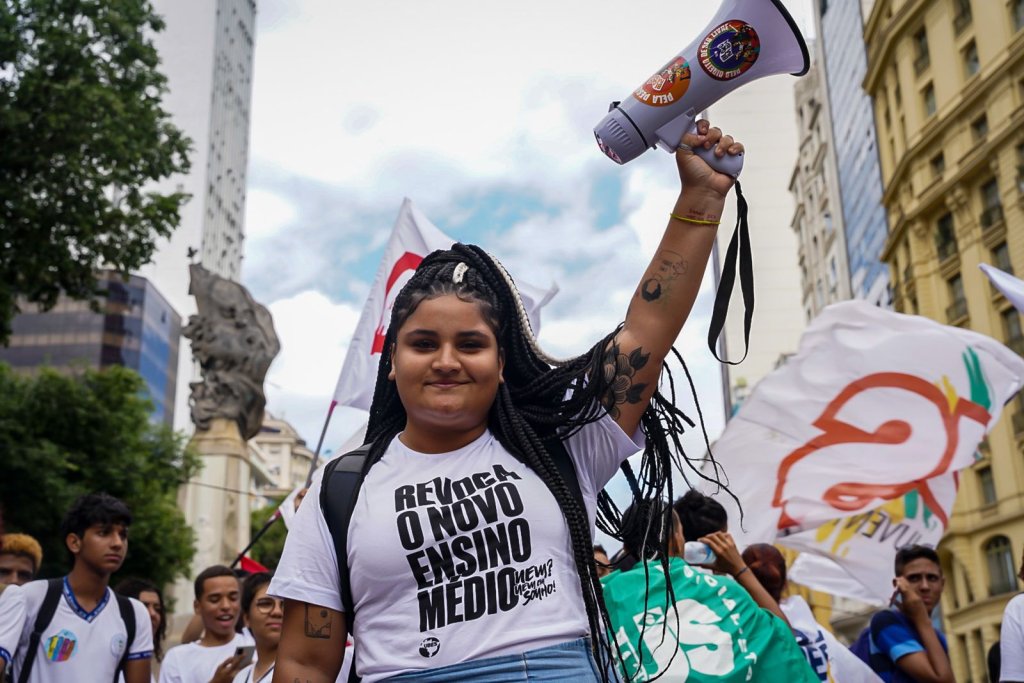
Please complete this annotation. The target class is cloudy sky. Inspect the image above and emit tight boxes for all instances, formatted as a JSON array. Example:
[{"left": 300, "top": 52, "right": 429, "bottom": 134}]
[{"left": 239, "top": 0, "right": 814, "bottom": 503}]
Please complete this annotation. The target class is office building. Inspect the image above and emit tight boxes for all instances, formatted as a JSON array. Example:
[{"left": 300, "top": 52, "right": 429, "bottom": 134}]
[
  {"left": 790, "top": 56, "right": 853, "bottom": 321},
  {"left": 864, "top": 0, "right": 1024, "bottom": 678},
  {"left": 815, "top": 0, "right": 891, "bottom": 307},
  {"left": 0, "top": 271, "right": 181, "bottom": 426}
]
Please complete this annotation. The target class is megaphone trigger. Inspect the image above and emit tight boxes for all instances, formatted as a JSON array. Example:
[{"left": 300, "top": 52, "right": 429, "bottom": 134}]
[{"left": 688, "top": 121, "right": 745, "bottom": 178}]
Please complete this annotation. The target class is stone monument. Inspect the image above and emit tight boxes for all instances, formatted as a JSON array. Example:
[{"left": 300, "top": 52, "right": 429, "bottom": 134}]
[{"left": 181, "top": 264, "right": 279, "bottom": 574}]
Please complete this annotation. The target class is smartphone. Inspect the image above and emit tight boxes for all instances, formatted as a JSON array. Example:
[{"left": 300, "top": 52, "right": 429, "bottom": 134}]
[{"left": 234, "top": 645, "right": 256, "bottom": 666}]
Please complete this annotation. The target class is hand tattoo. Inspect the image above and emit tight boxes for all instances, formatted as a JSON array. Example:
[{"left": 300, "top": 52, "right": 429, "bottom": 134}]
[
  {"left": 638, "top": 249, "right": 687, "bottom": 305},
  {"left": 599, "top": 339, "right": 650, "bottom": 419},
  {"left": 304, "top": 604, "right": 332, "bottom": 639}
]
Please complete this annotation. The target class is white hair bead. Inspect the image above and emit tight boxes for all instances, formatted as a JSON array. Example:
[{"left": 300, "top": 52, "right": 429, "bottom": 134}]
[{"left": 452, "top": 262, "right": 469, "bottom": 284}]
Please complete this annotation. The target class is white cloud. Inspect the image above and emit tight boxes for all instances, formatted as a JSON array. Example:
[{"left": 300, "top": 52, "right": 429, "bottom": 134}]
[
  {"left": 245, "top": 188, "right": 298, "bottom": 239},
  {"left": 241, "top": 0, "right": 815, "bottom": 451}
]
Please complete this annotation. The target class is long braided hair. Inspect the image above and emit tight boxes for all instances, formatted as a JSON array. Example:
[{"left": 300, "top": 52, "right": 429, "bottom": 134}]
[{"left": 364, "top": 243, "right": 730, "bottom": 679}]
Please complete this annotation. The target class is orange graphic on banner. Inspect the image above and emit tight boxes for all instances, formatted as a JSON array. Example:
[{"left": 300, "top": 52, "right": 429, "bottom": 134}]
[{"left": 773, "top": 372, "right": 990, "bottom": 530}]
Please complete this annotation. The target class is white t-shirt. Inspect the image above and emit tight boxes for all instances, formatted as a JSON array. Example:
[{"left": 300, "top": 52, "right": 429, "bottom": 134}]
[
  {"left": 270, "top": 413, "right": 642, "bottom": 681},
  {"left": 0, "top": 576, "right": 153, "bottom": 683},
  {"left": 231, "top": 661, "right": 273, "bottom": 683},
  {"left": 159, "top": 633, "right": 252, "bottom": 683},
  {"left": 1001, "top": 593, "right": 1024, "bottom": 681},
  {"left": 0, "top": 584, "right": 26, "bottom": 672}
]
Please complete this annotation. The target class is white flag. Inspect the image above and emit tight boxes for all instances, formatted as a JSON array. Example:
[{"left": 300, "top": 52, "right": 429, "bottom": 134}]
[
  {"left": 332, "top": 198, "right": 557, "bottom": 411},
  {"left": 981, "top": 263, "right": 1024, "bottom": 316},
  {"left": 781, "top": 473, "right": 958, "bottom": 603},
  {"left": 703, "top": 301, "right": 1024, "bottom": 586}
]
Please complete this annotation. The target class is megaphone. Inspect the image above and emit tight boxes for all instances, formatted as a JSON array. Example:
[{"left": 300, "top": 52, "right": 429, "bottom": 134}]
[{"left": 594, "top": 0, "right": 809, "bottom": 175}]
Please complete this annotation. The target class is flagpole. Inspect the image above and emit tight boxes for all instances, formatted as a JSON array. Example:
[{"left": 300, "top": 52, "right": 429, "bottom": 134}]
[
  {"left": 231, "top": 509, "right": 281, "bottom": 568},
  {"left": 305, "top": 400, "right": 337, "bottom": 486}
]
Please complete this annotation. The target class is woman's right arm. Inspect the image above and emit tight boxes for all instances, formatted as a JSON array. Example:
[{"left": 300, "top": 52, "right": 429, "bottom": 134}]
[{"left": 272, "top": 600, "right": 347, "bottom": 683}]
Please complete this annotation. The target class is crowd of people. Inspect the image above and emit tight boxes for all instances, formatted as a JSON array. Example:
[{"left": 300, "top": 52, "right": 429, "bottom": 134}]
[{"left": 0, "top": 119, "right": 1021, "bottom": 683}]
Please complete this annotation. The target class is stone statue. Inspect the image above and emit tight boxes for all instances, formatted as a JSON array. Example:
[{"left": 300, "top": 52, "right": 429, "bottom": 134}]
[{"left": 183, "top": 264, "right": 280, "bottom": 440}]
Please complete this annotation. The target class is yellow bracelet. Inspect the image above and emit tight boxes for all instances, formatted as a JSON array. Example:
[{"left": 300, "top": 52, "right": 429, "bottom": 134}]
[{"left": 669, "top": 212, "right": 720, "bottom": 226}]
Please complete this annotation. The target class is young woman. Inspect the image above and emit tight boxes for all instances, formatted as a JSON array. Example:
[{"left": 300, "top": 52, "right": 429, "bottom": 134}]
[
  {"left": 229, "top": 572, "right": 284, "bottom": 683},
  {"left": 116, "top": 578, "right": 167, "bottom": 665},
  {"left": 269, "top": 120, "right": 743, "bottom": 682}
]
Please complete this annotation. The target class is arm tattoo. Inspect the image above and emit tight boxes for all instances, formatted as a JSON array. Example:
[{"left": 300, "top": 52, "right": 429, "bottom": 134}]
[
  {"left": 303, "top": 604, "right": 332, "bottom": 639},
  {"left": 599, "top": 339, "right": 650, "bottom": 419},
  {"left": 638, "top": 249, "right": 688, "bottom": 305}
]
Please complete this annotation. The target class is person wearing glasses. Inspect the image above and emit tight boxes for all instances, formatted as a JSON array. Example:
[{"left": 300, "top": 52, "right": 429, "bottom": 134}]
[{"left": 227, "top": 573, "right": 282, "bottom": 683}]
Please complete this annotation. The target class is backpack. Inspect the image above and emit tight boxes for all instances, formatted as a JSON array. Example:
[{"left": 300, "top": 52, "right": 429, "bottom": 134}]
[
  {"left": 16, "top": 578, "right": 136, "bottom": 683},
  {"left": 319, "top": 436, "right": 587, "bottom": 682},
  {"left": 849, "top": 624, "right": 872, "bottom": 668}
]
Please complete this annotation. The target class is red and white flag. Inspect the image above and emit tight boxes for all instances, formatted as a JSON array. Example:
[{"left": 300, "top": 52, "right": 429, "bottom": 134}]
[{"left": 332, "top": 198, "right": 558, "bottom": 412}]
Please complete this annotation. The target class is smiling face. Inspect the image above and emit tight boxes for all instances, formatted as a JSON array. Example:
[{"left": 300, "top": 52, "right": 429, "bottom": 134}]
[
  {"left": 195, "top": 575, "right": 241, "bottom": 639},
  {"left": 67, "top": 523, "right": 128, "bottom": 575},
  {"left": 389, "top": 294, "right": 504, "bottom": 451}
]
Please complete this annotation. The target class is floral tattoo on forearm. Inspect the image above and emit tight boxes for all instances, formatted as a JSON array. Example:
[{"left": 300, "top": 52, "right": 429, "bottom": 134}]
[{"left": 599, "top": 339, "right": 650, "bottom": 419}]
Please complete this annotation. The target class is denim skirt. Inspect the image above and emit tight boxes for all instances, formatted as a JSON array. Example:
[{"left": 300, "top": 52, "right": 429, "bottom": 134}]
[{"left": 385, "top": 637, "right": 601, "bottom": 682}]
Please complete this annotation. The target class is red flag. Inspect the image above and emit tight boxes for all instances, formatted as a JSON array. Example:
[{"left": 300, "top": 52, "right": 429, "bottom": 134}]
[
  {"left": 332, "top": 198, "right": 557, "bottom": 411},
  {"left": 240, "top": 556, "right": 269, "bottom": 574}
]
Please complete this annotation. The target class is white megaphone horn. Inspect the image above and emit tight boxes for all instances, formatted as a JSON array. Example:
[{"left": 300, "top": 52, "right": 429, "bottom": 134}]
[{"left": 594, "top": 0, "right": 809, "bottom": 176}]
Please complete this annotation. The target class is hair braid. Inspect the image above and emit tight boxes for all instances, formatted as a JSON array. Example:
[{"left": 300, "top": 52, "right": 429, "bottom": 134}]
[{"left": 361, "top": 242, "right": 733, "bottom": 681}]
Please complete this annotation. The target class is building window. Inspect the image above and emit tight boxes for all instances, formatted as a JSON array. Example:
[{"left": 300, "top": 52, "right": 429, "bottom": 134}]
[
  {"left": 914, "top": 28, "right": 930, "bottom": 74},
  {"left": 962, "top": 41, "right": 979, "bottom": 78},
  {"left": 947, "top": 274, "right": 968, "bottom": 322},
  {"left": 931, "top": 153, "right": 945, "bottom": 178},
  {"left": 995, "top": 242, "right": 1014, "bottom": 274},
  {"left": 954, "top": 0, "right": 972, "bottom": 34},
  {"left": 1003, "top": 309, "right": 1024, "bottom": 356},
  {"left": 936, "top": 213, "right": 957, "bottom": 260},
  {"left": 977, "top": 465, "right": 997, "bottom": 505},
  {"left": 972, "top": 114, "right": 989, "bottom": 141},
  {"left": 923, "top": 83, "right": 936, "bottom": 117},
  {"left": 980, "top": 179, "right": 1003, "bottom": 228},
  {"left": 1016, "top": 0, "right": 1024, "bottom": 32},
  {"left": 986, "top": 536, "right": 1017, "bottom": 596}
]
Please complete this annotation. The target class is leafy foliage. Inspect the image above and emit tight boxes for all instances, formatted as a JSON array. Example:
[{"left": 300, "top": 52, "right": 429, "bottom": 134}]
[
  {"left": 249, "top": 498, "right": 287, "bottom": 571},
  {"left": 0, "top": 0, "right": 191, "bottom": 342},
  {"left": 0, "top": 363, "right": 199, "bottom": 586}
]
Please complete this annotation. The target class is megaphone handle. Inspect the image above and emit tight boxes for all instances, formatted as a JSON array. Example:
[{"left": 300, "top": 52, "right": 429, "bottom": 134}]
[{"left": 687, "top": 122, "right": 744, "bottom": 178}]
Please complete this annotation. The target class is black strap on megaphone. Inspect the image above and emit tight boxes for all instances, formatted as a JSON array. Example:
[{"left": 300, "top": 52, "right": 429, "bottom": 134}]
[{"left": 707, "top": 180, "right": 754, "bottom": 364}]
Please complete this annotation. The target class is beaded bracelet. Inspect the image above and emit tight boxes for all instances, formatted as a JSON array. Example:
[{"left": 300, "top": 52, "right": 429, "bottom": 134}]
[{"left": 669, "top": 212, "right": 720, "bottom": 226}]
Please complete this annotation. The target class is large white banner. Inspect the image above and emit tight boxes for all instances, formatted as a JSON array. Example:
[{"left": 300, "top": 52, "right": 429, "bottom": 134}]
[
  {"left": 332, "top": 198, "right": 557, "bottom": 411},
  {"left": 705, "top": 301, "right": 1024, "bottom": 596}
]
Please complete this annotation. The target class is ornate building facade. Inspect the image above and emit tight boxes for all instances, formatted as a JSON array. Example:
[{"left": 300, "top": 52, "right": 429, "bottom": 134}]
[{"left": 864, "top": 0, "right": 1024, "bottom": 678}]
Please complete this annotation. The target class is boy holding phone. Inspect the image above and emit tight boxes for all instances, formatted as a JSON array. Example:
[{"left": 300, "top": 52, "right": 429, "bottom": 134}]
[
  {"left": 863, "top": 545, "right": 954, "bottom": 683},
  {"left": 160, "top": 566, "right": 252, "bottom": 683}
]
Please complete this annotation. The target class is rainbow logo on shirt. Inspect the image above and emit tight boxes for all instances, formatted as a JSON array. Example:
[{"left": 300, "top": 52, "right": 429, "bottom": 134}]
[{"left": 45, "top": 629, "right": 78, "bottom": 662}]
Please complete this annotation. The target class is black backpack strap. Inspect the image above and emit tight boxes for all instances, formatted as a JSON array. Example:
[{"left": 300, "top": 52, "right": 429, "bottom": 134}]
[
  {"left": 320, "top": 444, "right": 373, "bottom": 683},
  {"left": 543, "top": 435, "right": 588, "bottom": 536},
  {"left": 113, "top": 593, "right": 136, "bottom": 683},
  {"left": 17, "top": 578, "right": 63, "bottom": 683}
]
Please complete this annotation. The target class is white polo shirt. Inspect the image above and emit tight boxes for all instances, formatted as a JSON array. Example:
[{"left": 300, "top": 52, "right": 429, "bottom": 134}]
[{"left": 0, "top": 576, "right": 153, "bottom": 683}]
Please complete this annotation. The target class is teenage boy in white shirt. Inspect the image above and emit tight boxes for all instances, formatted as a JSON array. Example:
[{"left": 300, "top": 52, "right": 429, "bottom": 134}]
[
  {"left": 159, "top": 566, "right": 251, "bottom": 683},
  {"left": 0, "top": 493, "right": 153, "bottom": 683}
]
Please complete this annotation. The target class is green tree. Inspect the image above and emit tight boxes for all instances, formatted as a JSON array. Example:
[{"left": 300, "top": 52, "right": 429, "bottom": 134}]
[
  {"left": 0, "top": 0, "right": 191, "bottom": 342},
  {"left": 0, "top": 363, "right": 199, "bottom": 586},
  {"left": 249, "top": 498, "right": 287, "bottom": 571}
]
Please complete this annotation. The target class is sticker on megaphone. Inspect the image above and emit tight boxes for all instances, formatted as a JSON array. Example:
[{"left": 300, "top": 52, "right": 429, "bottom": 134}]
[{"left": 593, "top": 0, "right": 810, "bottom": 174}]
